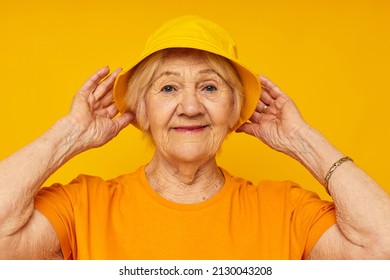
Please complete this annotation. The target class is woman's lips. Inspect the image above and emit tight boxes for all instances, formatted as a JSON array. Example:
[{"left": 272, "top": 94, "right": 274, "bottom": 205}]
[{"left": 172, "top": 125, "right": 209, "bottom": 133}]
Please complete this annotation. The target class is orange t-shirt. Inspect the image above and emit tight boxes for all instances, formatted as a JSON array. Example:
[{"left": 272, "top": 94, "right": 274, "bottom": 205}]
[{"left": 34, "top": 166, "right": 335, "bottom": 260}]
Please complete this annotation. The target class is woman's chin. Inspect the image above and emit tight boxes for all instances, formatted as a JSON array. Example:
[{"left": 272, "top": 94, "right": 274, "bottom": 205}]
[{"left": 166, "top": 144, "right": 216, "bottom": 164}]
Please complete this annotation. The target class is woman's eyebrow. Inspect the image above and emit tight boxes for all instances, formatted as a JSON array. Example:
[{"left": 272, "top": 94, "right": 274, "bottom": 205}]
[
  {"left": 197, "top": 69, "right": 219, "bottom": 76},
  {"left": 153, "top": 71, "right": 181, "bottom": 82},
  {"left": 152, "top": 69, "right": 221, "bottom": 84},
  {"left": 196, "top": 69, "right": 227, "bottom": 84},
  {"left": 196, "top": 69, "right": 226, "bottom": 82}
]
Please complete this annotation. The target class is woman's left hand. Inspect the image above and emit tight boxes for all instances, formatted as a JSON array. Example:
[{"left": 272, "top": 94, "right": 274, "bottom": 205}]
[{"left": 236, "top": 76, "right": 309, "bottom": 154}]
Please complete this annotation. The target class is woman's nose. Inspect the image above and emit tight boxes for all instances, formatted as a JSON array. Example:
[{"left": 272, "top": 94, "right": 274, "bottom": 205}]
[{"left": 176, "top": 88, "right": 206, "bottom": 117}]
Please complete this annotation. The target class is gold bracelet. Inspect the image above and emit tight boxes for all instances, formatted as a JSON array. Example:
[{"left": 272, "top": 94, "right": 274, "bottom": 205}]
[{"left": 324, "top": 156, "right": 353, "bottom": 195}]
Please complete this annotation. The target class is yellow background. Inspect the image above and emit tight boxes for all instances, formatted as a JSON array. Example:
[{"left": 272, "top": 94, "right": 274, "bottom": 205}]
[{"left": 1, "top": 0, "right": 389, "bottom": 199}]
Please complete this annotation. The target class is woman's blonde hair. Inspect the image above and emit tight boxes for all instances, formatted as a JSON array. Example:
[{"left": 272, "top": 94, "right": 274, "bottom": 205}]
[{"left": 125, "top": 48, "right": 244, "bottom": 134}]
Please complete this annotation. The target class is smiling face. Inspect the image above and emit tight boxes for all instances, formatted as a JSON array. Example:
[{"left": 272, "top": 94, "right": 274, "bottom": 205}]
[{"left": 144, "top": 49, "right": 238, "bottom": 164}]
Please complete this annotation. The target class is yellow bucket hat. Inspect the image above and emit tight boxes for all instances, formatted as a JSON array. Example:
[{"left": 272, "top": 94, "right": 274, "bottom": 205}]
[{"left": 113, "top": 15, "right": 261, "bottom": 129}]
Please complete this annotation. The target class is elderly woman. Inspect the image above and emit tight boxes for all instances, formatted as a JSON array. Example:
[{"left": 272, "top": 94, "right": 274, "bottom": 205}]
[{"left": 0, "top": 16, "right": 390, "bottom": 260}]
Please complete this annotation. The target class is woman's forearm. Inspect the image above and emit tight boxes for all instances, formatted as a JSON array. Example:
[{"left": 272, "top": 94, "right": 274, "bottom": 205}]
[
  {"left": 287, "top": 125, "right": 390, "bottom": 256},
  {"left": 0, "top": 116, "right": 81, "bottom": 237}
]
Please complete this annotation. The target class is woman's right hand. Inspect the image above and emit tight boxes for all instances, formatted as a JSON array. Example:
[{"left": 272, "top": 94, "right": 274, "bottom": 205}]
[
  {"left": 65, "top": 67, "right": 134, "bottom": 154},
  {"left": 0, "top": 67, "right": 134, "bottom": 259}
]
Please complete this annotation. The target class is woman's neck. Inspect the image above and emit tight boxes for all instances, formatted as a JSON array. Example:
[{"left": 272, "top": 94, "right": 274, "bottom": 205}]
[{"left": 145, "top": 154, "right": 225, "bottom": 204}]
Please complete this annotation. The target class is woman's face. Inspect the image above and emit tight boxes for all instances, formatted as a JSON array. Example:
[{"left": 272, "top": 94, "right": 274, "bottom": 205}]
[{"left": 144, "top": 50, "right": 236, "bottom": 164}]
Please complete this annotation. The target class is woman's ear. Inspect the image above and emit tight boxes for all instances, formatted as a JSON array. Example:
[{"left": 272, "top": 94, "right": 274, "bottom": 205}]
[
  {"left": 228, "top": 99, "right": 241, "bottom": 131},
  {"left": 136, "top": 99, "right": 150, "bottom": 132}
]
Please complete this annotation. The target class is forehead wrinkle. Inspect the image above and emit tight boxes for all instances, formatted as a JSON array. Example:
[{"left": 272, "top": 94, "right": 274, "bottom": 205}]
[
  {"left": 152, "top": 70, "right": 181, "bottom": 83},
  {"left": 196, "top": 68, "right": 230, "bottom": 89},
  {"left": 196, "top": 68, "right": 219, "bottom": 77},
  {"left": 196, "top": 68, "right": 226, "bottom": 82},
  {"left": 151, "top": 66, "right": 225, "bottom": 88}
]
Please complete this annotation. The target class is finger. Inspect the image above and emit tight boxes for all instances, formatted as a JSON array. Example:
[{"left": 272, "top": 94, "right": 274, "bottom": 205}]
[
  {"left": 93, "top": 68, "right": 122, "bottom": 101},
  {"left": 235, "top": 122, "right": 249, "bottom": 133},
  {"left": 259, "top": 75, "right": 285, "bottom": 99},
  {"left": 113, "top": 112, "right": 134, "bottom": 133},
  {"left": 235, "top": 122, "right": 256, "bottom": 136},
  {"left": 259, "top": 88, "right": 275, "bottom": 108},
  {"left": 96, "top": 101, "right": 119, "bottom": 119},
  {"left": 255, "top": 102, "right": 267, "bottom": 115},
  {"left": 248, "top": 110, "right": 262, "bottom": 123},
  {"left": 78, "top": 66, "right": 110, "bottom": 98},
  {"left": 93, "top": 88, "right": 115, "bottom": 110}
]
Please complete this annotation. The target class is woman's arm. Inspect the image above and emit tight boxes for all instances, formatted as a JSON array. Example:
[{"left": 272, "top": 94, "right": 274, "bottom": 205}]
[
  {"left": 237, "top": 76, "right": 390, "bottom": 259},
  {"left": 0, "top": 67, "right": 133, "bottom": 259},
  {"left": 286, "top": 123, "right": 390, "bottom": 259}
]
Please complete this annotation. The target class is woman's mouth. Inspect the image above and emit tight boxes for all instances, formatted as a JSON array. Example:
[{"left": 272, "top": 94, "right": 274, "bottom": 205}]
[{"left": 172, "top": 125, "right": 209, "bottom": 133}]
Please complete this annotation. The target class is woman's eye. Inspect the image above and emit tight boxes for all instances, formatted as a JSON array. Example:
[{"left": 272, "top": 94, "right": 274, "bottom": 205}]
[
  {"left": 161, "top": 85, "right": 175, "bottom": 92},
  {"left": 204, "top": 85, "right": 217, "bottom": 91}
]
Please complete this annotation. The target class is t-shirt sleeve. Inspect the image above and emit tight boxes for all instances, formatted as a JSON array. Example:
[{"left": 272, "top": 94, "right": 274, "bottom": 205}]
[
  {"left": 34, "top": 176, "right": 90, "bottom": 260},
  {"left": 258, "top": 180, "right": 335, "bottom": 259},
  {"left": 288, "top": 183, "right": 336, "bottom": 259}
]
